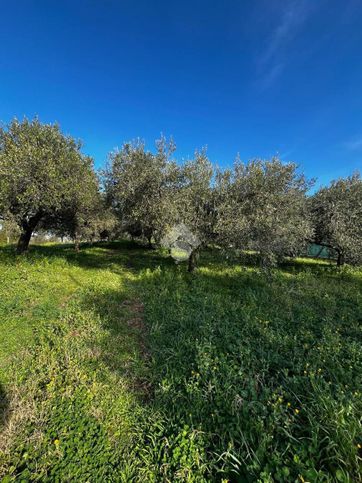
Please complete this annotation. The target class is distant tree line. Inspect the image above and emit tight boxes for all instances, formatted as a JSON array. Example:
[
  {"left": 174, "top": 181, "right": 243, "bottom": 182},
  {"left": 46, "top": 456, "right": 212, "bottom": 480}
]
[{"left": 0, "top": 118, "right": 361, "bottom": 269}]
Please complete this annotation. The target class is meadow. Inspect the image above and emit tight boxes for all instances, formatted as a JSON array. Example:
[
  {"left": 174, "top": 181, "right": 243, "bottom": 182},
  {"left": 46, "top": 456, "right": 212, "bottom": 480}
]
[{"left": 0, "top": 242, "right": 361, "bottom": 482}]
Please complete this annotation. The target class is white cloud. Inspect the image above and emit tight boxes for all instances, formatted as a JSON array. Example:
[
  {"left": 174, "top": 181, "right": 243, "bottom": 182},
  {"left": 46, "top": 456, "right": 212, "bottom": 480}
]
[
  {"left": 257, "top": 62, "right": 284, "bottom": 91},
  {"left": 256, "top": 0, "right": 314, "bottom": 89},
  {"left": 345, "top": 137, "right": 362, "bottom": 151}
]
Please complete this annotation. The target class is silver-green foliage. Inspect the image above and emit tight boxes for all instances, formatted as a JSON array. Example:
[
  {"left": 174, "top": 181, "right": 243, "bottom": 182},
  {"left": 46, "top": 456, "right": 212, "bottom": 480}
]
[
  {"left": 311, "top": 173, "right": 362, "bottom": 265},
  {"left": 104, "top": 137, "right": 177, "bottom": 244},
  {"left": 171, "top": 149, "right": 216, "bottom": 271},
  {"left": 216, "top": 157, "right": 313, "bottom": 265},
  {"left": 175, "top": 148, "right": 215, "bottom": 246},
  {"left": 0, "top": 118, "right": 97, "bottom": 252},
  {"left": 44, "top": 169, "right": 102, "bottom": 246}
]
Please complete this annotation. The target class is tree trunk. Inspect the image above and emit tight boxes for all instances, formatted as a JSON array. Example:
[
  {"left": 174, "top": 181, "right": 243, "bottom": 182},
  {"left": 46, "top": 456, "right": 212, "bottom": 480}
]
[
  {"left": 16, "top": 213, "right": 43, "bottom": 254},
  {"left": 147, "top": 236, "right": 152, "bottom": 249},
  {"left": 188, "top": 249, "right": 198, "bottom": 273},
  {"left": 337, "top": 251, "right": 345, "bottom": 267},
  {"left": 16, "top": 227, "right": 34, "bottom": 254},
  {"left": 74, "top": 237, "right": 80, "bottom": 252}
]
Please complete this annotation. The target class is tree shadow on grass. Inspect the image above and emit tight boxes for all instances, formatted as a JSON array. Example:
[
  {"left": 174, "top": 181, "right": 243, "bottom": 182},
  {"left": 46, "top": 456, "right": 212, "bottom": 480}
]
[
  {"left": 0, "top": 240, "right": 175, "bottom": 277},
  {"left": 50, "top": 241, "right": 175, "bottom": 273}
]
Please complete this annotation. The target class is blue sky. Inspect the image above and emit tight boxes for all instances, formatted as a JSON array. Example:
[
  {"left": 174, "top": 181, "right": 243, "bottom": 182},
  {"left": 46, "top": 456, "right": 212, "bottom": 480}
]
[{"left": 1, "top": 0, "right": 361, "bottom": 187}]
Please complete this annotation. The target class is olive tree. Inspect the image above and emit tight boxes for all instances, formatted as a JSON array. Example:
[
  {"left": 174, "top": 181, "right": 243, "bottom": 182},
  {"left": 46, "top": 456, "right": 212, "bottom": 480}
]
[
  {"left": 216, "top": 157, "right": 313, "bottom": 266},
  {"left": 104, "top": 137, "right": 176, "bottom": 246},
  {"left": 89, "top": 204, "right": 119, "bottom": 242},
  {"left": 44, "top": 165, "right": 101, "bottom": 250},
  {"left": 163, "top": 148, "right": 216, "bottom": 272},
  {"left": 0, "top": 118, "right": 97, "bottom": 253},
  {"left": 310, "top": 173, "right": 362, "bottom": 266}
]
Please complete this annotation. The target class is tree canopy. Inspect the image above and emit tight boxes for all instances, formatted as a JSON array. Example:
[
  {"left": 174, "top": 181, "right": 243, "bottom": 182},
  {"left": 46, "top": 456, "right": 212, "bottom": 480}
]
[
  {"left": 104, "top": 138, "right": 176, "bottom": 246},
  {"left": 310, "top": 174, "right": 362, "bottom": 265},
  {"left": 216, "top": 158, "right": 313, "bottom": 266},
  {"left": 0, "top": 118, "right": 97, "bottom": 253},
  {"left": 167, "top": 149, "right": 216, "bottom": 271}
]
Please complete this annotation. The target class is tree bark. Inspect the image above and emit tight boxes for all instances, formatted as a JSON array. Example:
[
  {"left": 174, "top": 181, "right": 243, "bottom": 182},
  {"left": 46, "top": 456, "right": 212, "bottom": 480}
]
[
  {"left": 74, "top": 237, "right": 80, "bottom": 252},
  {"left": 337, "top": 251, "right": 345, "bottom": 267},
  {"left": 16, "top": 228, "right": 33, "bottom": 254},
  {"left": 16, "top": 213, "right": 43, "bottom": 254},
  {"left": 188, "top": 249, "right": 198, "bottom": 273}
]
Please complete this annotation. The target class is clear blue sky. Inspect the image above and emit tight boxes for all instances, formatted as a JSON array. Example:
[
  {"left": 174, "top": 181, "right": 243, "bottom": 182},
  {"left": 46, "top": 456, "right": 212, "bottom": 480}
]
[{"left": 1, "top": 0, "right": 361, "bottom": 187}]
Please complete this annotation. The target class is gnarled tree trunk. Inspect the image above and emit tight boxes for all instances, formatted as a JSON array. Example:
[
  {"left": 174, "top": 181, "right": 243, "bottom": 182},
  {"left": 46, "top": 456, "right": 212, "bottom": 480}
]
[
  {"left": 16, "top": 212, "right": 43, "bottom": 254},
  {"left": 16, "top": 227, "right": 33, "bottom": 254},
  {"left": 188, "top": 248, "right": 199, "bottom": 273}
]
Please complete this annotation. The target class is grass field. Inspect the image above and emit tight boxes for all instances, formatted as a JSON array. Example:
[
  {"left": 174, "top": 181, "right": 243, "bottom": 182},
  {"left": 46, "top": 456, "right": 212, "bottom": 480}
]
[{"left": 0, "top": 242, "right": 361, "bottom": 482}]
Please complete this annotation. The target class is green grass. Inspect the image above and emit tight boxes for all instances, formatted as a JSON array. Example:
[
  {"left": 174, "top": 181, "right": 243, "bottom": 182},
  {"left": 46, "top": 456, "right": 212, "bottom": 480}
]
[{"left": 0, "top": 242, "right": 361, "bottom": 481}]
